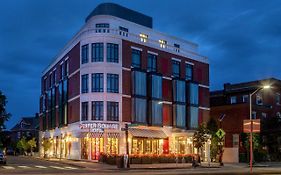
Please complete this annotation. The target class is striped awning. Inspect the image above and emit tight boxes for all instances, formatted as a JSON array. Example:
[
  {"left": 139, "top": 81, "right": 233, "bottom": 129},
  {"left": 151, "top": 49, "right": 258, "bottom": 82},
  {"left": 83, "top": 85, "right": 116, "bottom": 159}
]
[{"left": 128, "top": 128, "right": 167, "bottom": 139}]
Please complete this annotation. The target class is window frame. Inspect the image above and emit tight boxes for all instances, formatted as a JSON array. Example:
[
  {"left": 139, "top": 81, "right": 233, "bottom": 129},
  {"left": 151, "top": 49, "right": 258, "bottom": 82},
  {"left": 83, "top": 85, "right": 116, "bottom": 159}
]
[
  {"left": 92, "top": 73, "right": 104, "bottom": 92},
  {"left": 107, "top": 73, "right": 119, "bottom": 93},
  {"left": 106, "top": 43, "right": 119, "bottom": 63},
  {"left": 81, "top": 44, "right": 89, "bottom": 64}
]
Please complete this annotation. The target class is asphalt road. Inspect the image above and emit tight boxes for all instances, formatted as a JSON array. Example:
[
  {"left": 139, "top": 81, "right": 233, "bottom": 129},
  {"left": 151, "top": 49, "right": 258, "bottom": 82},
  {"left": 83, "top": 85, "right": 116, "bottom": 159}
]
[{"left": 1, "top": 156, "right": 281, "bottom": 175}]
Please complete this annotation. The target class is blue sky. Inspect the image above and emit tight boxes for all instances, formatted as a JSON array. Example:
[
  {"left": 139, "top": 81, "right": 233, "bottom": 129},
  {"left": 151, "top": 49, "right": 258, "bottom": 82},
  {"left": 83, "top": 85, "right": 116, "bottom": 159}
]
[{"left": 0, "top": 0, "right": 281, "bottom": 129}]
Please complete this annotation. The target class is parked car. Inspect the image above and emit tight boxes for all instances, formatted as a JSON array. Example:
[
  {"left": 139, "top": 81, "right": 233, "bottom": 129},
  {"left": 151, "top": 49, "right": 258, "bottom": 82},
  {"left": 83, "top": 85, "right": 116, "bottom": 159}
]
[{"left": 0, "top": 151, "right": 7, "bottom": 164}]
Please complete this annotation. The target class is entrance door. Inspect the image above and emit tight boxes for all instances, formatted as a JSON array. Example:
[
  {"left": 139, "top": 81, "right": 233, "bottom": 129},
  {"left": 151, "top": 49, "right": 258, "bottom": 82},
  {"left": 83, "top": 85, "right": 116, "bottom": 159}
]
[{"left": 91, "top": 138, "right": 104, "bottom": 160}]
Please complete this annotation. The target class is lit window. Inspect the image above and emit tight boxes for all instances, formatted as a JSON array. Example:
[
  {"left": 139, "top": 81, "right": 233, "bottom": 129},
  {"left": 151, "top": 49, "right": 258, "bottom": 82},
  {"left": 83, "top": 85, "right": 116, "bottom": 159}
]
[
  {"left": 242, "top": 95, "right": 249, "bottom": 103},
  {"left": 174, "top": 44, "right": 180, "bottom": 52},
  {"left": 140, "top": 33, "right": 148, "bottom": 43},
  {"left": 159, "top": 40, "right": 167, "bottom": 48},
  {"left": 256, "top": 93, "right": 263, "bottom": 105},
  {"left": 230, "top": 96, "right": 237, "bottom": 104}
]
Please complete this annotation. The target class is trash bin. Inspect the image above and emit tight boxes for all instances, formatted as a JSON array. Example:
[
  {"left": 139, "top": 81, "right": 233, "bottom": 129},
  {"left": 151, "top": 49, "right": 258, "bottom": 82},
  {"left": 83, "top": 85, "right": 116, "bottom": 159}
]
[{"left": 116, "top": 155, "right": 124, "bottom": 168}]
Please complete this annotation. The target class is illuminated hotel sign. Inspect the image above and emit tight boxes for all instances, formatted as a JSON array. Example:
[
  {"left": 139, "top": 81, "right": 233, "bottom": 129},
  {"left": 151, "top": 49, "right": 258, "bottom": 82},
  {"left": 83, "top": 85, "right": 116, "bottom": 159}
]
[{"left": 79, "top": 122, "right": 119, "bottom": 130}]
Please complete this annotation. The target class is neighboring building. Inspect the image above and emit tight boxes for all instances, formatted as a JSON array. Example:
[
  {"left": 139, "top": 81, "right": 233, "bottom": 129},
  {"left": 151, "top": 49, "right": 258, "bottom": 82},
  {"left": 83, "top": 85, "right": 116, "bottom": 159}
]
[
  {"left": 10, "top": 115, "right": 39, "bottom": 147},
  {"left": 39, "top": 3, "right": 210, "bottom": 160},
  {"left": 210, "top": 78, "right": 281, "bottom": 163}
]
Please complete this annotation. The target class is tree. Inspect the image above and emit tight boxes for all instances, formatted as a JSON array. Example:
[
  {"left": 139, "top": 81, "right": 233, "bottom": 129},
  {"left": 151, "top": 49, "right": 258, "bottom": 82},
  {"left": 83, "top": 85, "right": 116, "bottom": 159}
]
[
  {"left": 0, "top": 91, "right": 11, "bottom": 131},
  {"left": 41, "top": 139, "right": 51, "bottom": 158},
  {"left": 27, "top": 138, "right": 37, "bottom": 155},
  {"left": 17, "top": 137, "right": 29, "bottom": 155},
  {"left": 193, "top": 124, "right": 209, "bottom": 157},
  {"left": 207, "top": 118, "right": 220, "bottom": 161}
]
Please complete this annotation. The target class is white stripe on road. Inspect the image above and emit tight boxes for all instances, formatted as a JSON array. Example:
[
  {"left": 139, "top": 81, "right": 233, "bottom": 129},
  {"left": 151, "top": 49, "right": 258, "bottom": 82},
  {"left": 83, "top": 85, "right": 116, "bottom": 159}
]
[
  {"left": 35, "top": 165, "right": 47, "bottom": 169},
  {"left": 2, "top": 166, "right": 15, "bottom": 169},
  {"left": 50, "top": 166, "right": 65, "bottom": 170},
  {"left": 64, "top": 166, "right": 78, "bottom": 170},
  {"left": 18, "top": 165, "right": 31, "bottom": 168}
]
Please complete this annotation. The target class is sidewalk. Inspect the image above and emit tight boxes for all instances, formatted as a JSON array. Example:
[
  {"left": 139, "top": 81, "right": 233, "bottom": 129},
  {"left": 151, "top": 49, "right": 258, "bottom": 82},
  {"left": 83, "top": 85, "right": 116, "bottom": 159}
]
[{"left": 38, "top": 157, "right": 222, "bottom": 170}]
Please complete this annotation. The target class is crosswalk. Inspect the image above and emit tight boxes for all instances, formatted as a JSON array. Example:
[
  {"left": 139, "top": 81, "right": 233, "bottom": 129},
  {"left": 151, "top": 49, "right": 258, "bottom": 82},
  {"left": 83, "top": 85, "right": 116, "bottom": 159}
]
[{"left": 1, "top": 165, "right": 78, "bottom": 170}]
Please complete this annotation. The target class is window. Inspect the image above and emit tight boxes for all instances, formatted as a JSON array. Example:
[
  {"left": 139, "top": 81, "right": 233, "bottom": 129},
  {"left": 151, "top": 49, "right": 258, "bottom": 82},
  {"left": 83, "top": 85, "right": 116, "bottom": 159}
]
[
  {"left": 64, "top": 60, "right": 69, "bottom": 77},
  {"left": 149, "top": 100, "right": 163, "bottom": 126},
  {"left": 262, "top": 112, "right": 267, "bottom": 118},
  {"left": 132, "top": 98, "right": 147, "bottom": 123},
  {"left": 92, "top": 73, "right": 103, "bottom": 92},
  {"left": 81, "top": 44, "right": 89, "bottom": 64},
  {"left": 173, "top": 104, "right": 186, "bottom": 128},
  {"left": 172, "top": 60, "right": 180, "bottom": 77},
  {"left": 185, "top": 64, "right": 193, "bottom": 81},
  {"left": 132, "top": 71, "right": 146, "bottom": 96},
  {"left": 95, "top": 23, "right": 109, "bottom": 33},
  {"left": 92, "top": 101, "right": 103, "bottom": 120},
  {"left": 187, "top": 82, "right": 199, "bottom": 105},
  {"left": 82, "top": 102, "right": 88, "bottom": 121},
  {"left": 233, "top": 134, "right": 239, "bottom": 148},
  {"left": 276, "top": 93, "right": 280, "bottom": 105},
  {"left": 242, "top": 95, "right": 249, "bottom": 103},
  {"left": 60, "top": 63, "right": 64, "bottom": 80},
  {"left": 81, "top": 74, "right": 89, "bottom": 93},
  {"left": 107, "top": 102, "right": 119, "bottom": 121},
  {"left": 119, "top": 26, "right": 128, "bottom": 37},
  {"left": 107, "top": 74, "right": 119, "bottom": 93},
  {"left": 92, "top": 43, "right": 104, "bottom": 62},
  {"left": 230, "top": 96, "right": 237, "bottom": 104},
  {"left": 52, "top": 70, "right": 56, "bottom": 85},
  {"left": 173, "top": 80, "right": 186, "bottom": 103},
  {"left": 256, "top": 93, "right": 263, "bottom": 105},
  {"left": 132, "top": 49, "right": 141, "bottom": 68},
  {"left": 107, "top": 43, "right": 119, "bottom": 63},
  {"left": 150, "top": 74, "right": 162, "bottom": 99},
  {"left": 252, "top": 111, "right": 257, "bottom": 119},
  {"left": 159, "top": 40, "right": 167, "bottom": 48},
  {"left": 147, "top": 54, "right": 157, "bottom": 72},
  {"left": 174, "top": 44, "right": 180, "bottom": 52},
  {"left": 140, "top": 33, "right": 148, "bottom": 42},
  {"left": 188, "top": 106, "right": 199, "bottom": 129}
]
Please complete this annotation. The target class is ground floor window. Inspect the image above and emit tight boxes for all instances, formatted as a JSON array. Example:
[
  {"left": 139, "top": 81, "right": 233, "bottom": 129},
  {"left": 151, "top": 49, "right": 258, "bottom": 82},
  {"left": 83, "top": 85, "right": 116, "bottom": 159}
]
[
  {"left": 132, "top": 137, "right": 163, "bottom": 155},
  {"left": 174, "top": 136, "right": 193, "bottom": 154},
  {"left": 106, "top": 138, "right": 118, "bottom": 155},
  {"left": 91, "top": 137, "right": 104, "bottom": 160}
]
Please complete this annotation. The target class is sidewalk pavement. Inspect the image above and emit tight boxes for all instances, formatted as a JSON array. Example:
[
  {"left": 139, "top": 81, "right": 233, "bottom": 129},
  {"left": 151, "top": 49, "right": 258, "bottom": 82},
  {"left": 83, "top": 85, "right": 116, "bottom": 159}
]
[{"left": 38, "top": 157, "right": 223, "bottom": 170}]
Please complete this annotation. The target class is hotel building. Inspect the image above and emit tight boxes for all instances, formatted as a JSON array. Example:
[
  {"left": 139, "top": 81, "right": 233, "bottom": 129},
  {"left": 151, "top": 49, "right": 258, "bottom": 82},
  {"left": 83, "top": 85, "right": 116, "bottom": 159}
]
[{"left": 39, "top": 3, "right": 210, "bottom": 160}]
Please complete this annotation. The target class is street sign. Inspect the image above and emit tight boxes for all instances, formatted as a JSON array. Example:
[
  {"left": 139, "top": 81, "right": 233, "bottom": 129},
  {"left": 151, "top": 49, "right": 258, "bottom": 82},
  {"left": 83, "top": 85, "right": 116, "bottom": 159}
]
[
  {"left": 216, "top": 129, "right": 226, "bottom": 139},
  {"left": 243, "top": 119, "right": 260, "bottom": 133}
]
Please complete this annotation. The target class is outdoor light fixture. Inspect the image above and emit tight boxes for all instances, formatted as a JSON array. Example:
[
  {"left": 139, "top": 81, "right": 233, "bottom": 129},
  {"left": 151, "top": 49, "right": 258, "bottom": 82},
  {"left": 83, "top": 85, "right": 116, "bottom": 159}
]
[{"left": 249, "top": 84, "right": 272, "bottom": 173}]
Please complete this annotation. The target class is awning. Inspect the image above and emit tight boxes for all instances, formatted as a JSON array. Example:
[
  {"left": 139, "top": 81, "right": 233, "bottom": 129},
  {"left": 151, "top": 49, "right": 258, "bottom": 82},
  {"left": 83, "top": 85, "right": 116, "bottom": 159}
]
[{"left": 128, "top": 128, "right": 167, "bottom": 139}]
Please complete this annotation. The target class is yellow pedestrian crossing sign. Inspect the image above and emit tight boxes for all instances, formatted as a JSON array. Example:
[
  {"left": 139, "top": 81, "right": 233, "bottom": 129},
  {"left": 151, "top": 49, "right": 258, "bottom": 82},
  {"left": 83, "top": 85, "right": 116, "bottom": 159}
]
[{"left": 216, "top": 129, "right": 225, "bottom": 139}]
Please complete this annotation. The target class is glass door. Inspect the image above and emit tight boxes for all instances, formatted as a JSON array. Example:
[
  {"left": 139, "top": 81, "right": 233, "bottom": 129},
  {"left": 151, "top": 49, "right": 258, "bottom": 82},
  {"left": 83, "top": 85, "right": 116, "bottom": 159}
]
[{"left": 91, "top": 138, "right": 104, "bottom": 160}]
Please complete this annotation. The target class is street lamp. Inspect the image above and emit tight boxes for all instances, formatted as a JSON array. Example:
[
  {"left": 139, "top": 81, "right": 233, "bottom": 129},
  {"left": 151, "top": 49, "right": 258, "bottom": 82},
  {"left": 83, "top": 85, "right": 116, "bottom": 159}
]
[{"left": 249, "top": 85, "right": 271, "bottom": 173}]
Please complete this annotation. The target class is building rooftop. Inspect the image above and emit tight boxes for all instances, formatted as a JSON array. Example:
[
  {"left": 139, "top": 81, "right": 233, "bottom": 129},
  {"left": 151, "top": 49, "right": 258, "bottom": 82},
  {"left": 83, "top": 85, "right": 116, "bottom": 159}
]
[
  {"left": 211, "top": 77, "right": 281, "bottom": 96},
  {"left": 85, "top": 3, "right": 153, "bottom": 28}
]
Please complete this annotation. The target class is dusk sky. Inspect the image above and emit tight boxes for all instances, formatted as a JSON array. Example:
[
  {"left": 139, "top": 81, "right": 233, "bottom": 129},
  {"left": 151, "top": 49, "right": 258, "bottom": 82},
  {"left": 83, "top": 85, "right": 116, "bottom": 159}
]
[{"left": 0, "top": 0, "right": 281, "bottom": 129}]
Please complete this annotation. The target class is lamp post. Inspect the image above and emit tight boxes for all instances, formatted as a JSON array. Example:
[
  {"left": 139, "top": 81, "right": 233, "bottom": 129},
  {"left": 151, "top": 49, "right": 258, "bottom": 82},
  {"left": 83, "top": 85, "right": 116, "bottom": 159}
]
[{"left": 249, "top": 85, "right": 271, "bottom": 173}]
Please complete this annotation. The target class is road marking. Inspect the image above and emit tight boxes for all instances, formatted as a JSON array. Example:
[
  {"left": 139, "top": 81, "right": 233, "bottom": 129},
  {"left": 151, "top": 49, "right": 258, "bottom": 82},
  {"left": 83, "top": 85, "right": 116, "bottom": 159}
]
[
  {"left": 64, "top": 166, "right": 78, "bottom": 170},
  {"left": 18, "top": 165, "right": 30, "bottom": 168},
  {"left": 50, "top": 166, "right": 65, "bottom": 169},
  {"left": 35, "top": 165, "right": 47, "bottom": 169},
  {"left": 2, "top": 166, "right": 15, "bottom": 169}
]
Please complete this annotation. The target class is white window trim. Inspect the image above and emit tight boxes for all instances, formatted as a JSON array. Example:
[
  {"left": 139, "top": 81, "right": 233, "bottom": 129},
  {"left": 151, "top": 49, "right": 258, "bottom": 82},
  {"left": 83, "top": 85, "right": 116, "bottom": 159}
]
[
  {"left": 147, "top": 51, "right": 158, "bottom": 55},
  {"left": 172, "top": 57, "right": 181, "bottom": 62},
  {"left": 131, "top": 46, "right": 142, "bottom": 51},
  {"left": 185, "top": 61, "right": 194, "bottom": 65}
]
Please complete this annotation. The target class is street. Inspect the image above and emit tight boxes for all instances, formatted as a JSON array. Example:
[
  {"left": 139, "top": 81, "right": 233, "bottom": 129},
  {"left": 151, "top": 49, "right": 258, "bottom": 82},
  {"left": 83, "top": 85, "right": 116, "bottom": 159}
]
[{"left": 1, "top": 156, "right": 281, "bottom": 175}]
